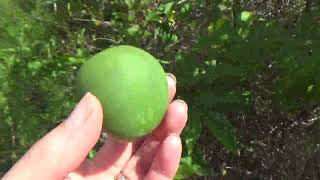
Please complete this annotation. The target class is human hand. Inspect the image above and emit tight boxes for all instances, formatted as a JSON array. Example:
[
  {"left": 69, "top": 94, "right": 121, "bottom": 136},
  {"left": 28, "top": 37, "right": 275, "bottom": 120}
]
[{"left": 3, "top": 73, "right": 188, "bottom": 180}]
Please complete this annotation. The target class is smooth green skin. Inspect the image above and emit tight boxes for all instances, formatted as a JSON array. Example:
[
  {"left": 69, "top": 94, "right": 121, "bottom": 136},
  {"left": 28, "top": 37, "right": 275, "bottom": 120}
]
[{"left": 76, "top": 45, "right": 169, "bottom": 140}]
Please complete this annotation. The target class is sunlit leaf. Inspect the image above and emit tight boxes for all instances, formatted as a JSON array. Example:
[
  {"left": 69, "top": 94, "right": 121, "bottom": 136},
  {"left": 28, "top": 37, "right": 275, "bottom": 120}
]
[
  {"left": 175, "top": 156, "right": 208, "bottom": 179},
  {"left": 163, "top": 2, "right": 174, "bottom": 15},
  {"left": 145, "top": 11, "right": 161, "bottom": 22},
  {"left": 127, "top": 24, "right": 140, "bottom": 36},
  {"left": 241, "top": 11, "right": 253, "bottom": 22}
]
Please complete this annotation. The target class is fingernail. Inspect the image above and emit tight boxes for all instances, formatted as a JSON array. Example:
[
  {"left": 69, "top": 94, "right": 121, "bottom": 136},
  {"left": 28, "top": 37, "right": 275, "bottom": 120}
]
[
  {"left": 175, "top": 99, "right": 188, "bottom": 111},
  {"left": 166, "top": 73, "right": 176, "bottom": 86},
  {"left": 65, "top": 92, "right": 94, "bottom": 128}
]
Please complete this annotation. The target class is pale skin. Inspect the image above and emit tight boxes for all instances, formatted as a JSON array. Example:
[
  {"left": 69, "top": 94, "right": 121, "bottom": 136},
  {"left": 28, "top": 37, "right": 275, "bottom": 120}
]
[{"left": 3, "top": 74, "right": 188, "bottom": 180}]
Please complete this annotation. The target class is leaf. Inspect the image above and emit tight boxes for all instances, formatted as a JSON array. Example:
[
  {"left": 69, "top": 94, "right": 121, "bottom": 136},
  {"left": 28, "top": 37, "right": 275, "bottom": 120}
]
[
  {"left": 195, "top": 91, "right": 249, "bottom": 112},
  {"left": 127, "top": 24, "right": 140, "bottom": 36},
  {"left": 0, "top": 29, "right": 17, "bottom": 49},
  {"left": 180, "top": 2, "right": 191, "bottom": 15},
  {"left": 128, "top": 10, "right": 136, "bottom": 22},
  {"left": 241, "top": 11, "right": 253, "bottom": 22},
  {"left": 206, "top": 112, "right": 239, "bottom": 152},
  {"left": 27, "top": 60, "right": 43, "bottom": 75},
  {"left": 163, "top": 2, "right": 174, "bottom": 15},
  {"left": 125, "top": 0, "right": 135, "bottom": 9},
  {"left": 183, "top": 109, "right": 202, "bottom": 155},
  {"left": 88, "top": 150, "right": 97, "bottom": 159},
  {"left": 307, "top": 84, "right": 314, "bottom": 94},
  {"left": 0, "top": 91, "right": 6, "bottom": 107},
  {"left": 174, "top": 157, "right": 195, "bottom": 179},
  {"left": 175, "top": 157, "right": 208, "bottom": 179},
  {"left": 139, "top": 0, "right": 152, "bottom": 6},
  {"left": 145, "top": 11, "right": 161, "bottom": 22}
]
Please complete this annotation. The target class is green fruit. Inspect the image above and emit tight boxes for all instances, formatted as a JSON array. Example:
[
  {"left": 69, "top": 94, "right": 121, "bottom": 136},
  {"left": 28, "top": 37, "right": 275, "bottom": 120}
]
[{"left": 75, "top": 45, "right": 169, "bottom": 140}]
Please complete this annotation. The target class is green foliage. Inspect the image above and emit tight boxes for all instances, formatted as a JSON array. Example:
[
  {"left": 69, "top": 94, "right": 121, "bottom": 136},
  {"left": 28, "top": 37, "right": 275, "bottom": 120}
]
[
  {"left": 0, "top": 0, "right": 88, "bottom": 172},
  {"left": 1, "top": 0, "right": 320, "bottom": 178},
  {"left": 206, "top": 112, "right": 238, "bottom": 152}
]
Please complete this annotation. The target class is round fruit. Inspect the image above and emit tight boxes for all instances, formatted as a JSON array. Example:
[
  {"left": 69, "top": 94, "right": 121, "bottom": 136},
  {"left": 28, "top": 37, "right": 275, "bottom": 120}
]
[{"left": 75, "top": 45, "right": 169, "bottom": 140}]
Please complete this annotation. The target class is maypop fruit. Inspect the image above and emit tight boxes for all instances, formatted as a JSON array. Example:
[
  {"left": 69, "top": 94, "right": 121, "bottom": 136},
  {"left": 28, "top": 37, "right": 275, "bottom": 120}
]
[{"left": 76, "top": 45, "right": 169, "bottom": 140}]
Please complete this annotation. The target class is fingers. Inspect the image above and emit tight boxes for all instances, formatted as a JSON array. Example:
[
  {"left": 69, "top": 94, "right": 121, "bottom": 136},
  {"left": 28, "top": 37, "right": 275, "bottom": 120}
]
[
  {"left": 120, "top": 99, "right": 188, "bottom": 179},
  {"left": 3, "top": 93, "right": 103, "bottom": 180},
  {"left": 120, "top": 139, "right": 160, "bottom": 179},
  {"left": 152, "top": 100, "right": 188, "bottom": 141},
  {"left": 80, "top": 137, "right": 135, "bottom": 177},
  {"left": 144, "top": 134, "right": 182, "bottom": 180},
  {"left": 79, "top": 73, "right": 177, "bottom": 178}
]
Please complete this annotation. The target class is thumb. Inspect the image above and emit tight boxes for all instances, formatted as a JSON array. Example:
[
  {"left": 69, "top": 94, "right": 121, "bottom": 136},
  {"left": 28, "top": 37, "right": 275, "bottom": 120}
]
[{"left": 3, "top": 92, "right": 103, "bottom": 180}]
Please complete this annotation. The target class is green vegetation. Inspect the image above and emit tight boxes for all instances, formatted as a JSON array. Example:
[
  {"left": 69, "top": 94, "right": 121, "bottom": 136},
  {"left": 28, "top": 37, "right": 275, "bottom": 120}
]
[
  {"left": 1, "top": 0, "right": 320, "bottom": 179},
  {"left": 76, "top": 45, "right": 169, "bottom": 140}
]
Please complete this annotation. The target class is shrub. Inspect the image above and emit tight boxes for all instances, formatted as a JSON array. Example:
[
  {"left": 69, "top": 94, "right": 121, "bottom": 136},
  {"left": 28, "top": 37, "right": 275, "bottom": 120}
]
[{"left": 1, "top": 0, "right": 320, "bottom": 178}]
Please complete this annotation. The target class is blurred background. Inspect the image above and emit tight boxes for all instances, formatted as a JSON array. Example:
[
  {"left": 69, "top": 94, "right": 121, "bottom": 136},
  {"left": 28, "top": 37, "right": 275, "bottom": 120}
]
[{"left": 1, "top": 0, "right": 320, "bottom": 179}]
